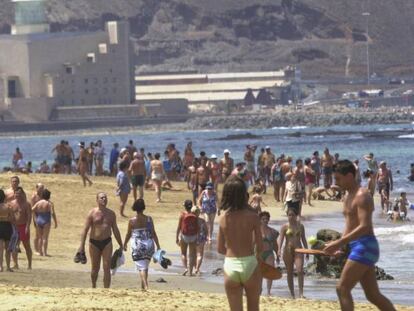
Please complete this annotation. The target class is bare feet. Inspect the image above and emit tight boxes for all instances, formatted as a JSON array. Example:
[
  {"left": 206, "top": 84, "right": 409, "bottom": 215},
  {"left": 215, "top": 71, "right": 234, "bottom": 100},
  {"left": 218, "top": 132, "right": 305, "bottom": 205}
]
[{"left": 182, "top": 269, "right": 188, "bottom": 276}]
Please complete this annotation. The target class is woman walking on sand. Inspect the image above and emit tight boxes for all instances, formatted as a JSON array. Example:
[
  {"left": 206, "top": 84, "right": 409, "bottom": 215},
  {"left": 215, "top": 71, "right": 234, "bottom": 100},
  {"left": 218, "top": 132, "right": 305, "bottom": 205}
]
[
  {"left": 192, "top": 206, "right": 208, "bottom": 276},
  {"left": 176, "top": 200, "right": 198, "bottom": 276},
  {"left": 116, "top": 161, "right": 131, "bottom": 217},
  {"left": 77, "top": 142, "right": 93, "bottom": 187},
  {"left": 278, "top": 208, "right": 309, "bottom": 299},
  {"left": 197, "top": 182, "right": 217, "bottom": 242},
  {"left": 31, "top": 189, "right": 58, "bottom": 256},
  {"left": 124, "top": 199, "right": 160, "bottom": 290},
  {"left": 218, "top": 175, "right": 263, "bottom": 311},
  {"left": 259, "top": 211, "right": 279, "bottom": 296}
]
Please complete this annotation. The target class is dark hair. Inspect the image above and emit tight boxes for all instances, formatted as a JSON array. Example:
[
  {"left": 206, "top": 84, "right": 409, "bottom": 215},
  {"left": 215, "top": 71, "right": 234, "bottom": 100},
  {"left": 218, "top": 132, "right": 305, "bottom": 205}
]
[
  {"left": 183, "top": 199, "right": 193, "bottom": 211},
  {"left": 132, "top": 199, "right": 145, "bottom": 212},
  {"left": 154, "top": 153, "right": 160, "bottom": 160},
  {"left": 220, "top": 175, "right": 248, "bottom": 212},
  {"left": 119, "top": 161, "right": 128, "bottom": 171},
  {"left": 286, "top": 207, "right": 298, "bottom": 216},
  {"left": 296, "top": 159, "right": 303, "bottom": 165},
  {"left": 252, "top": 185, "right": 261, "bottom": 194},
  {"left": 313, "top": 151, "right": 319, "bottom": 156},
  {"left": 363, "top": 169, "right": 372, "bottom": 178},
  {"left": 304, "top": 158, "right": 311, "bottom": 165},
  {"left": 42, "top": 189, "right": 51, "bottom": 200},
  {"left": 259, "top": 211, "right": 270, "bottom": 219},
  {"left": 333, "top": 160, "right": 356, "bottom": 177},
  {"left": 129, "top": 140, "right": 133, "bottom": 145},
  {"left": 200, "top": 151, "right": 206, "bottom": 157},
  {"left": 0, "top": 189, "right": 5, "bottom": 203}
]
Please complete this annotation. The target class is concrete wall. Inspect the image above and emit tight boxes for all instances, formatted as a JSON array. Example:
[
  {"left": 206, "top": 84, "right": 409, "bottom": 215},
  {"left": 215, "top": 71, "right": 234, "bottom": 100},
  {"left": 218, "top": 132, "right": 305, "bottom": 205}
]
[
  {"left": 8, "top": 97, "right": 54, "bottom": 121},
  {"left": 0, "top": 39, "right": 30, "bottom": 97}
]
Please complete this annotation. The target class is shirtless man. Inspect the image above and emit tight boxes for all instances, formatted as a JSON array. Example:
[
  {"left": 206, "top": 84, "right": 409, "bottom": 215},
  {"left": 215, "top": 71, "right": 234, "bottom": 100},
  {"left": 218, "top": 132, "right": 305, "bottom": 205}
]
[
  {"left": 187, "top": 158, "right": 199, "bottom": 204},
  {"left": 77, "top": 192, "right": 123, "bottom": 288},
  {"left": 77, "top": 142, "right": 93, "bottom": 187},
  {"left": 9, "top": 187, "right": 32, "bottom": 269},
  {"left": 31, "top": 183, "right": 44, "bottom": 254},
  {"left": 207, "top": 155, "right": 220, "bottom": 191},
  {"left": 324, "top": 160, "right": 395, "bottom": 311},
  {"left": 51, "top": 140, "right": 66, "bottom": 173},
  {"left": 64, "top": 141, "right": 75, "bottom": 174},
  {"left": 376, "top": 162, "right": 393, "bottom": 213},
  {"left": 129, "top": 152, "right": 146, "bottom": 201},
  {"left": 196, "top": 158, "right": 210, "bottom": 193},
  {"left": 0, "top": 189, "right": 14, "bottom": 272},
  {"left": 12, "top": 147, "right": 23, "bottom": 170},
  {"left": 220, "top": 149, "right": 234, "bottom": 183},
  {"left": 263, "top": 146, "right": 276, "bottom": 186},
  {"left": 244, "top": 145, "right": 256, "bottom": 184},
  {"left": 150, "top": 153, "right": 165, "bottom": 203},
  {"left": 5, "top": 176, "right": 20, "bottom": 202},
  {"left": 321, "top": 148, "right": 334, "bottom": 188}
]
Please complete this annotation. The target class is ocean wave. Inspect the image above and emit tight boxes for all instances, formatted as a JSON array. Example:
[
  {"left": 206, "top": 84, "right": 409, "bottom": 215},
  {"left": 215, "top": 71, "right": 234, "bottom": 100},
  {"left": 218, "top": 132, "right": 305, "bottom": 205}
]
[
  {"left": 271, "top": 126, "right": 308, "bottom": 130},
  {"left": 375, "top": 225, "right": 414, "bottom": 245},
  {"left": 398, "top": 134, "right": 414, "bottom": 138}
]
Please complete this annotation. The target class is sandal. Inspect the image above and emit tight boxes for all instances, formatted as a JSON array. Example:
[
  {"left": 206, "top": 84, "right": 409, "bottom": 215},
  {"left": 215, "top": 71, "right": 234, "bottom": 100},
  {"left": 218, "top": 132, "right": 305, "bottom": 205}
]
[
  {"left": 80, "top": 252, "right": 87, "bottom": 264},
  {"left": 74, "top": 252, "right": 82, "bottom": 263}
]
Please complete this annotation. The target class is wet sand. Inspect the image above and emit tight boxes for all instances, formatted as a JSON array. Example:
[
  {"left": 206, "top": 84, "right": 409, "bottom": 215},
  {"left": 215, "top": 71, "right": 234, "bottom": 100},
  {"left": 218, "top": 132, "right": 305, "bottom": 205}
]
[{"left": 0, "top": 173, "right": 411, "bottom": 310}]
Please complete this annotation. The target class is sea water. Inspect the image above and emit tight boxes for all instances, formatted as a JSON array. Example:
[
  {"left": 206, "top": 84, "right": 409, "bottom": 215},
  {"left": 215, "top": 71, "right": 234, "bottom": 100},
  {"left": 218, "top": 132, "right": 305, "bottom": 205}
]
[{"left": 0, "top": 123, "right": 413, "bottom": 305}]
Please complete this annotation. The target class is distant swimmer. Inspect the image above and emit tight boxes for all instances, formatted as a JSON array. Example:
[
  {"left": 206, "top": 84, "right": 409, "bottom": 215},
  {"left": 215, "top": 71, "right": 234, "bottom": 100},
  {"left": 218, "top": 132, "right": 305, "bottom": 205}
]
[
  {"left": 77, "top": 192, "right": 123, "bottom": 288},
  {"left": 218, "top": 175, "right": 263, "bottom": 311},
  {"left": 31, "top": 189, "right": 57, "bottom": 256},
  {"left": 324, "top": 160, "right": 396, "bottom": 311},
  {"left": 9, "top": 187, "right": 32, "bottom": 270},
  {"left": 77, "top": 142, "right": 93, "bottom": 187}
]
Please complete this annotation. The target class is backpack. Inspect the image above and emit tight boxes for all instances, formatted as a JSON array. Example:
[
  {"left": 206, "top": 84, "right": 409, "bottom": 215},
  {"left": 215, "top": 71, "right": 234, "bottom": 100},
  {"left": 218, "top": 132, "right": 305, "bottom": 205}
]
[{"left": 181, "top": 213, "right": 198, "bottom": 236}]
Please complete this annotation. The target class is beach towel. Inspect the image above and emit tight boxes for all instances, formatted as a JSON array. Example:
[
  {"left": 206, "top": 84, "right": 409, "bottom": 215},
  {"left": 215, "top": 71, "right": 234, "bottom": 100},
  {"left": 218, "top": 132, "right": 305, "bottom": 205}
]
[{"left": 153, "top": 249, "right": 172, "bottom": 269}]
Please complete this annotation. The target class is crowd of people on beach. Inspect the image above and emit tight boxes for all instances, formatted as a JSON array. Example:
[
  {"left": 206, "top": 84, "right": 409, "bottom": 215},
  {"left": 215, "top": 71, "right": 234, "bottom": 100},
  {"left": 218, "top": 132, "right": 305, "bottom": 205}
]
[{"left": 0, "top": 139, "right": 409, "bottom": 311}]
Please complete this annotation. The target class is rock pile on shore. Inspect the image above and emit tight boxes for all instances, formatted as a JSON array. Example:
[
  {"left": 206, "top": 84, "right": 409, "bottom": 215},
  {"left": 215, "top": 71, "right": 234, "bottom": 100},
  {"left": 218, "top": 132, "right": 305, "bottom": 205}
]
[{"left": 185, "top": 111, "right": 413, "bottom": 130}]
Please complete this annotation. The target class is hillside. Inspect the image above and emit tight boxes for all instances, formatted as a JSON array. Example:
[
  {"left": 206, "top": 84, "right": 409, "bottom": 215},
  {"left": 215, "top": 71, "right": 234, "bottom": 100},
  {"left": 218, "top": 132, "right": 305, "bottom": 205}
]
[{"left": 0, "top": 0, "right": 414, "bottom": 77}]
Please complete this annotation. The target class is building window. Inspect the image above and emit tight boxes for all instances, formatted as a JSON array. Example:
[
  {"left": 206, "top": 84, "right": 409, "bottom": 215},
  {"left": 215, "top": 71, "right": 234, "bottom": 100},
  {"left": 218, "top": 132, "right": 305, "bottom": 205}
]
[
  {"left": 87, "top": 53, "right": 96, "bottom": 63},
  {"left": 71, "top": 99, "right": 75, "bottom": 105},
  {"left": 85, "top": 89, "right": 89, "bottom": 94},
  {"left": 71, "top": 79, "right": 75, "bottom": 84},
  {"left": 109, "top": 68, "right": 113, "bottom": 73},
  {"left": 65, "top": 66, "right": 75, "bottom": 74},
  {"left": 85, "top": 78, "right": 88, "bottom": 84}
]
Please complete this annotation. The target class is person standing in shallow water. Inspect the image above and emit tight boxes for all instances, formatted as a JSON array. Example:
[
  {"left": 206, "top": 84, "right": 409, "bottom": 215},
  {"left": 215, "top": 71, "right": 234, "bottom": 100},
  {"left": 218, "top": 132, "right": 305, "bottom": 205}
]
[
  {"left": 218, "top": 175, "right": 263, "bottom": 311},
  {"left": 77, "top": 192, "right": 123, "bottom": 288},
  {"left": 116, "top": 161, "right": 131, "bottom": 217},
  {"left": 77, "top": 142, "right": 93, "bottom": 187},
  {"left": 324, "top": 160, "right": 395, "bottom": 311}
]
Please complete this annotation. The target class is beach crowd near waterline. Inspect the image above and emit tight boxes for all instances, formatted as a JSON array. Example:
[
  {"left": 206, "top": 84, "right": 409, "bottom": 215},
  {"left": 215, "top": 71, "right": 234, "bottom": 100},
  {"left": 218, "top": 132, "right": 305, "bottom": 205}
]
[{"left": 1, "top": 138, "right": 413, "bottom": 310}]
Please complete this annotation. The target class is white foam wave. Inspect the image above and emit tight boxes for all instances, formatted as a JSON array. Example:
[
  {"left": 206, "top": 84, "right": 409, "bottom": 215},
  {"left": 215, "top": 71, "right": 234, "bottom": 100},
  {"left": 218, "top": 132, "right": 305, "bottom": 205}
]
[
  {"left": 399, "top": 134, "right": 414, "bottom": 138},
  {"left": 401, "top": 233, "right": 414, "bottom": 245},
  {"left": 375, "top": 225, "right": 414, "bottom": 236},
  {"left": 271, "top": 126, "right": 308, "bottom": 130}
]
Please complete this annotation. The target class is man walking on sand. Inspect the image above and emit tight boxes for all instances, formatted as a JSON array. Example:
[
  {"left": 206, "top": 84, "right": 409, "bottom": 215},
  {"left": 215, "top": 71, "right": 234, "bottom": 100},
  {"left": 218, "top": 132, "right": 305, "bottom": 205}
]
[
  {"left": 324, "top": 160, "right": 395, "bottom": 311},
  {"left": 77, "top": 192, "right": 123, "bottom": 288},
  {"left": 129, "top": 152, "right": 146, "bottom": 201}
]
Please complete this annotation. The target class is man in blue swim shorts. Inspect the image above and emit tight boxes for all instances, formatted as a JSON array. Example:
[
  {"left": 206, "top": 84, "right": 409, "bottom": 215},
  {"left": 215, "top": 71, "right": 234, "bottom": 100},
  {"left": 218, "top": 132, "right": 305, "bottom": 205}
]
[{"left": 324, "top": 160, "right": 395, "bottom": 311}]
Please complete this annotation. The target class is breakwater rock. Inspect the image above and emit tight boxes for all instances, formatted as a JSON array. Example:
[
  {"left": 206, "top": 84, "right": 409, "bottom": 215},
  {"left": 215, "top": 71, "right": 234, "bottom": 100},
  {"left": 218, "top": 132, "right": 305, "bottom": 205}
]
[{"left": 185, "top": 112, "right": 414, "bottom": 130}]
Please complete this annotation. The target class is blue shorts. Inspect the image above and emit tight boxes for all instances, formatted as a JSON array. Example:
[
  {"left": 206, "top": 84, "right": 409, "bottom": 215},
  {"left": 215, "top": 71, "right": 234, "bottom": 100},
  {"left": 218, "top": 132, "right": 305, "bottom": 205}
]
[{"left": 348, "top": 235, "right": 379, "bottom": 267}]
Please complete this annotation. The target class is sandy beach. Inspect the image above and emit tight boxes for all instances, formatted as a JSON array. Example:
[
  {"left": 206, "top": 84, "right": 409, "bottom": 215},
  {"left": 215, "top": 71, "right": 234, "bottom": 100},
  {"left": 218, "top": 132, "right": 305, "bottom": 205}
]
[{"left": 0, "top": 173, "right": 412, "bottom": 311}]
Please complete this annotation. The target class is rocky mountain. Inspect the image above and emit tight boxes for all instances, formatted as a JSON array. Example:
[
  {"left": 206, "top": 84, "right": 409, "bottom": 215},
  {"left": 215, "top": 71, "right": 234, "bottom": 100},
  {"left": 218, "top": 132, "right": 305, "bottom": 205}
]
[{"left": 1, "top": 0, "right": 413, "bottom": 77}]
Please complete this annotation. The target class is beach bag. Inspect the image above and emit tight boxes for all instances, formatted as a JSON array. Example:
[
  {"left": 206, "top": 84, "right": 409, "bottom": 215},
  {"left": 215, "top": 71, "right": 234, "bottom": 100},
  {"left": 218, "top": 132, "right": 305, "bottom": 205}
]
[{"left": 181, "top": 213, "right": 198, "bottom": 236}]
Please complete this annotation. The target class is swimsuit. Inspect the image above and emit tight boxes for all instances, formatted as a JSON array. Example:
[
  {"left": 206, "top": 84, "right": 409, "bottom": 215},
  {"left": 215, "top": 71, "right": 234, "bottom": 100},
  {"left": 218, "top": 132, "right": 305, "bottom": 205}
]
[
  {"left": 35, "top": 211, "right": 51, "bottom": 228},
  {"left": 16, "top": 223, "right": 29, "bottom": 242},
  {"left": 197, "top": 220, "right": 208, "bottom": 245},
  {"left": 224, "top": 255, "right": 258, "bottom": 284},
  {"left": 131, "top": 175, "right": 145, "bottom": 187},
  {"left": 89, "top": 237, "right": 112, "bottom": 252},
  {"left": 131, "top": 217, "right": 155, "bottom": 271},
  {"left": 151, "top": 172, "right": 163, "bottom": 181},
  {"left": 348, "top": 235, "right": 379, "bottom": 267},
  {"left": 201, "top": 192, "right": 217, "bottom": 215},
  {"left": 0, "top": 221, "right": 13, "bottom": 241},
  {"left": 261, "top": 230, "right": 278, "bottom": 261}
]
